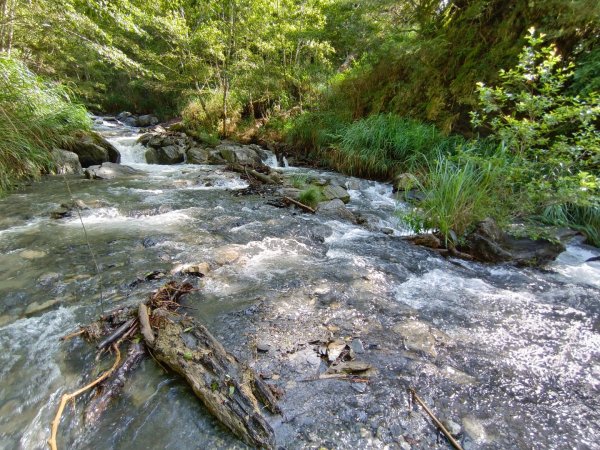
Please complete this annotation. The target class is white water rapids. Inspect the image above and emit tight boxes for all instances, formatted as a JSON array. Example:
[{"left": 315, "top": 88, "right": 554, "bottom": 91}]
[{"left": 0, "top": 120, "right": 598, "bottom": 449}]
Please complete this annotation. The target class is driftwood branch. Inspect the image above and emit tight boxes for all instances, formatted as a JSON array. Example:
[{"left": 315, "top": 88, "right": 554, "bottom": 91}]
[
  {"left": 51, "top": 281, "right": 279, "bottom": 449},
  {"left": 283, "top": 196, "right": 315, "bottom": 214},
  {"left": 409, "top": 388, "right": 464, "bottom": 450},
  {"left": 138, "top": 303, "right": 155, "bottom": 345},
  {"left": 96, "top": 318, "right": 136, "bottom": 350}
]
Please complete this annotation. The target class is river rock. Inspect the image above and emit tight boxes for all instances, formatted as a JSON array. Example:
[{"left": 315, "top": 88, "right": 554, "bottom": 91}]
[
  {"left": 186, "top": 146, "right": 211, "bottom": 164},
  {"left": 217, "top": 143, "right": 263, "bottom": 167},
  {"left": 316, "top": 199, "right": 357, "bottom": 223},
  {"left": 52, "top": 149, "right": 82, "bottom": 174},
  {"left": 84, "top": 162, "right": 146, "bottom": 179},
  {"left": 182, "top": 262, "right": 210, "bottom": 277},
  {"left": 322, "top": 184, "right": 351, "bottom": 203},
  {"left": 67, "top": 132, "right": 121, "bottom": 167},
  {"left": 466, "top": 218, "right": 565, "bottom": 266},
  {"left": 137, "top": 114, "right": 159, "bottom": 127},
  {"left": 214, "top": 246, "right": 240, "bottom": 266},
  {"left": 116, "top": 111, "right": 138, "bottom": 127},
  {"left": 409, "top": 233, "right": 441, "bottom": 249},
  {"left": 145, "top": 145, "right": 185, "bottom": 164},
  {"left": 279, "top": 188, "right": 302, "bottom": 200}
]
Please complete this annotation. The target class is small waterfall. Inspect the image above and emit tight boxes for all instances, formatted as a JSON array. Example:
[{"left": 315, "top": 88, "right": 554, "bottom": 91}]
[
  {"left": 109, "top": 135, "right": 148, "bottom": 164},
  {"left": 261, "top": 150, "right": 279, "bottom": 168}
]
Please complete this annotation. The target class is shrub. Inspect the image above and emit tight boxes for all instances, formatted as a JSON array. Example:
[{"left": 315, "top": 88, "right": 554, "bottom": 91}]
[
  {"left": 0, "top": 56, "right": 91, "bottom": 194},
  {"left": 470, "top": 28, "right": 600, "bottom": 246},
  {"left": 470, "top": 27, "right": 599, "bottom": 199}
]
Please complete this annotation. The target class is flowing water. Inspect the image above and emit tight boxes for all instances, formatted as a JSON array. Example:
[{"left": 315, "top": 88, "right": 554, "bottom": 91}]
[{"left": 0, "top": 121, "right": 599, "bottom": 449}]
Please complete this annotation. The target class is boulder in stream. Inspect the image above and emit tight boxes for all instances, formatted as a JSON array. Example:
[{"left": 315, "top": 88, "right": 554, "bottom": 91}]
[
  {"left": 145, "top": 145, "right": 185, "bottom": 164},
  {"left": 186, "top": 146, "right": 211, "bottom": 164},
  {"left": 217, "top": 142, "right": 264, "bottom": 167},
  {"left": 51, "top": 149, "right": 82, "bottom": 174},
  {"left": 116, "top": 111, "right": 159, "bottom": 128},
  {"left": 322, "top": 183, "right": 351, "bottom": 203},
  {"left": 466, "top": 218, "right": 565, "bottom": 266},
  {"left": 66, "top": 132, "right": 121, "bottom": 167},
  {"left": 84, "top": 162, "right": 146, "bottom": 180}
]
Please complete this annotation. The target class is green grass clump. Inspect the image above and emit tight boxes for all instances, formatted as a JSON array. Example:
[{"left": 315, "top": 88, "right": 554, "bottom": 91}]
[
  {"left": 290, "top": 174, "right": 309, "bottom": 189},
  {"left": 539, "top": 203, "right": 600, "bottom": 247},
  {"left": 329, "top": 114, "right": 461, "bottom": 179},
  {"left": 298, "top": 186, "right": 323, "bottom": 208},
  {"left": 0, "top": 56, "right": 91, "bottom": 194},
  {"left": 404, "top": 155, "right": 501, "bottom": 245}
]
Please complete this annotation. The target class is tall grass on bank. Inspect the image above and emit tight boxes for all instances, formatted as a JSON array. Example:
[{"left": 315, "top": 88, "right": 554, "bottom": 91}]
[
  {"left": 540, "top": 203, "right": 600, "bottom": 247},
  {"left": 404, "top": 155, "right": 501, "bottom": 245},
  {"left": 328, "top": 114, "right": 460, "bottom": 179},
  {"left": 285, "top": 110, "right": 350, "bottom": 155},
  {"left": 0, "top": 56, "right": 90, "bottom": 193}
]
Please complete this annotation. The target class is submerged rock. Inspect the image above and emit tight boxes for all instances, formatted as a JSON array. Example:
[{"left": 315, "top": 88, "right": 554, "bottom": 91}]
[
  {"left": 466, "top": 218, "right": 565, "bottom": 266},
  {"left": 84, "top": 162, "right": 146, "bottom": 180},
  {"left": 392, "top": 320, "right": 452, "bottom": 358},
  {"left": 316, "top": 199, "right": 357, "bottom": 223}
]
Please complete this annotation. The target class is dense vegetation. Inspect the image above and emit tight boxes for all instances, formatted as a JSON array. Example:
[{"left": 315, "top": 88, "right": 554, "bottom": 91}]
[
  {"left": 0, "top": 56, "right": 90, "bottom": 192},
  {"left": 1, "top": 0, "right": 598, "bottom": 245}
]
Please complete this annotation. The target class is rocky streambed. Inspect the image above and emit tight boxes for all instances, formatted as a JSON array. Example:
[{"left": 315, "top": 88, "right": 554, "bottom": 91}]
[{"left": 0, "top": 118, "right": 599, "bottom": 449}]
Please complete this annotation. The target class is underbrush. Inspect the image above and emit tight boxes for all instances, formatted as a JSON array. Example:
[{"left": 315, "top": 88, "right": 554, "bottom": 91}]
[{"left": 0, "top": 56, "right": 91, "bottom": 194}]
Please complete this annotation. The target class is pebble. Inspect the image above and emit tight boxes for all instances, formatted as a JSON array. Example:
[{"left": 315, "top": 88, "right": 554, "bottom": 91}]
[
  {"left": 441, "top": 419, "right": 462, "bottom": 437},
  {"left": 350, "top": 338, "right": 365, "bottom": 354},
  {"left": 256, "top": 341, "right": 271, "bottom": 353},
  {"left": 351, "top": 383, "right": 368, "bottom": 393}
]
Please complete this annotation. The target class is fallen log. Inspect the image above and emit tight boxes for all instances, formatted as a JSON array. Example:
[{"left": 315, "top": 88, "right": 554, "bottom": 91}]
[
  {"left": 228, "top": 163, "right": 279, "bottom": 185},
  {"left": 51, "top": 281, "right": 279, "bottom": 450},
  {"left": 146, "top": 310, "right": 277, "bottom": 448}
]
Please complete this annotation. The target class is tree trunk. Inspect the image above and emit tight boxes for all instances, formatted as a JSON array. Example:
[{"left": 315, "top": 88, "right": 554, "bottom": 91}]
[
  {"left": 0, "top": 0, "right": 8, "bottom": 52},
  {"left": 5, "top": 0, "right": 15, "bottom": 55}
]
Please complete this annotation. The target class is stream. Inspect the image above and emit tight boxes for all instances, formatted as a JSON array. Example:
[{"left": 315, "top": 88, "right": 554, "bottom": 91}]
[{"left": 0, "top": 120, "right": 599, "bottom": 450}]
